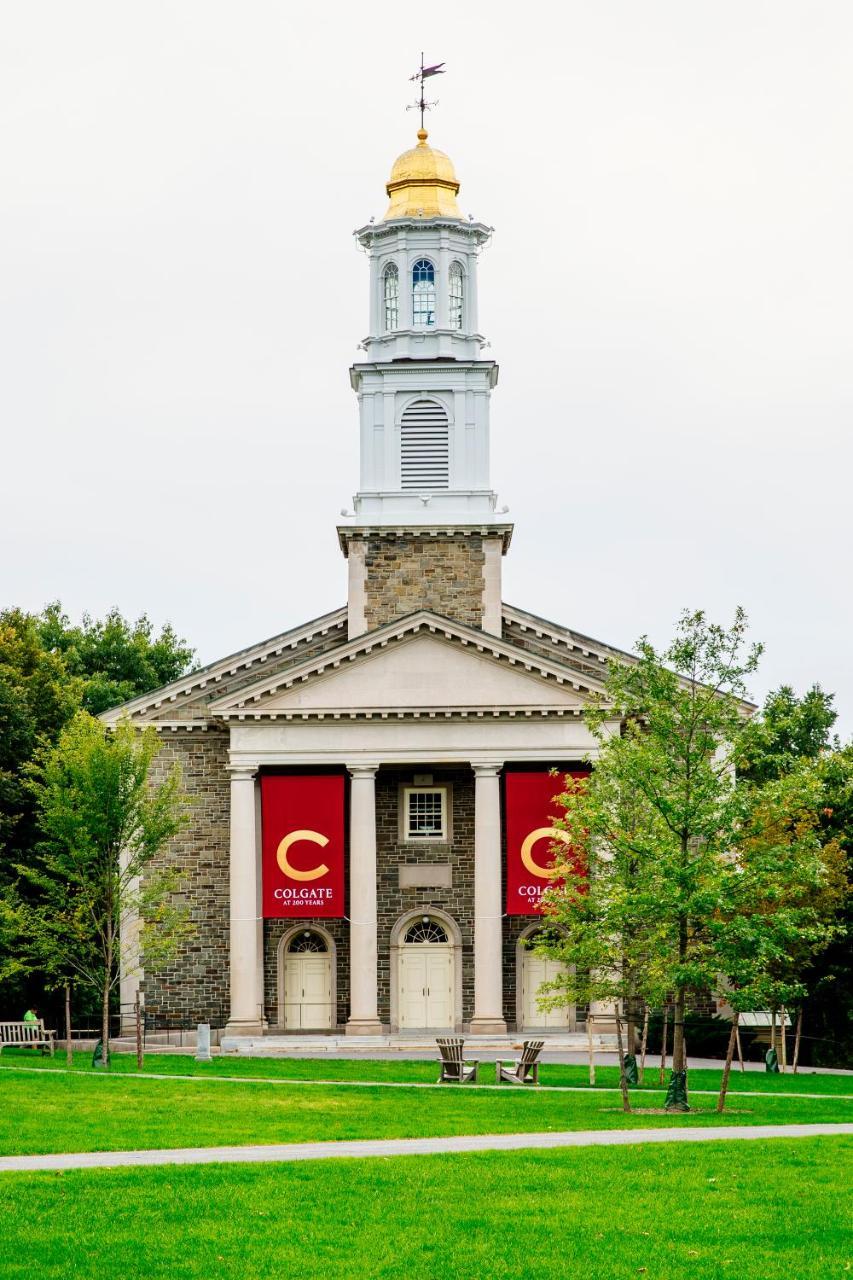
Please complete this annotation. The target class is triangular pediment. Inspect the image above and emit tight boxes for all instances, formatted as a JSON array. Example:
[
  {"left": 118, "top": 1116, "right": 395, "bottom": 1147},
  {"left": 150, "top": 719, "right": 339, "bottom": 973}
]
[{"left": 209, "top": 612, "right": 606, "bottom": 719}]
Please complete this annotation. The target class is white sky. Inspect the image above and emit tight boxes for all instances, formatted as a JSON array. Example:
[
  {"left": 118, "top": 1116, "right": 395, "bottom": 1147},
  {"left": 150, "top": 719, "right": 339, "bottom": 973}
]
[{"left": 1, "top": 2, "right": 851, "bottom": 735}]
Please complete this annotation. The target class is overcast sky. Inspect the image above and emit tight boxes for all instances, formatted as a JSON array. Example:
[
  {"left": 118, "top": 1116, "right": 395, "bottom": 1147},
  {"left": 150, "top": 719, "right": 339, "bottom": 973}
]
[{"left": 1, "top": 2, "right": 851, "bottom": 735}]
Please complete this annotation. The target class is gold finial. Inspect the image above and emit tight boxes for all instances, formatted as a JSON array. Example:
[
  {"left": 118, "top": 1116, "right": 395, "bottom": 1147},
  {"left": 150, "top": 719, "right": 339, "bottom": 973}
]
[{"left": 417, "top": 129, "right": 428, "bottom": 144}]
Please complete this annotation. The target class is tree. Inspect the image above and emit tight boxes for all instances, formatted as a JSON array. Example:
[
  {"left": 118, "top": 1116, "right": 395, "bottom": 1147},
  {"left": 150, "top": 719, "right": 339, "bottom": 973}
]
[
  {"left": 541, "top": 610, "right": 762, "bottom": 1110},
  {"left": 739, "top": 685, "right": 852, "bottom": 1065},
  {"left": 0, "top": 604, "right": 194, "bottom": 1019},
  {"left": 711, "top": 765, "right": 845, "bottom": 1109},
  {"left": 6, "top": 713, "right": 191, "bottom": 1065},
  {"left": 37, "top": 602, "right": 195, "bottom": 716},
  {"left": 535, "top": 773, "right": 673, "bottom": 1112}
]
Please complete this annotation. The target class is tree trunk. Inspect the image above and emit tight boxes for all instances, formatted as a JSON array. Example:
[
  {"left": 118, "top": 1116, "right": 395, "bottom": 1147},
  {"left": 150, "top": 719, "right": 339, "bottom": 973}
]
[
  {"left": 586, "top": 1014, "right": 596, "bottom": 1087},
  {"left": 101, "top": 972, "right": 111, "bottom": 1070},
  {"left": 716, "top": 1012, "right": 739, "bottom": 1113},
  {"left": 614, "top": 1015, "right": 631, "bottom": 1113},
  {"left": 780, "top": 1007, "right": 788, "bottom": 1073},
  {"left": 639, "top": 1006, "right": 649, "bottom": 1087},
  {"left": 659, "top": 1006, "right": 669, "bottom": 1085},
  {"left": 65, "top": 984, "right": 73, "bottom": 1068},
  {"left": 671, "top": 989, "right": 686, "bottom": 1072},
  {"left": 135, "top": 990, "right": 144, "bottom": 1071},
  {"left": 792, "top": 1007, "right": 803, "bottom": 1074}
]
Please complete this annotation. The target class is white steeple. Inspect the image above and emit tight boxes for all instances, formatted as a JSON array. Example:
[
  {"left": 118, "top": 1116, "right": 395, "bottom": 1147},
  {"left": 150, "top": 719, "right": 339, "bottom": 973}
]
[{"left": 344, "top": 129, "right": 507, "bottom": 528}]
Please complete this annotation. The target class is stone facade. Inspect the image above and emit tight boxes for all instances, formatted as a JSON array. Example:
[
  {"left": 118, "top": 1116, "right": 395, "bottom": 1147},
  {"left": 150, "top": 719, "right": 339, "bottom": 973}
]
[
  {"left": 375, "top": 767, "right": 476, "bottom": 1026},
  {"left": 361, "top": 532, "right": 498, "bottom": 630},
  {"left": 142, "top": 728, "right": 231, "bottom": 1027},
  {"left": 263, "top": 918, "right": 350, "bottom": 1029}
]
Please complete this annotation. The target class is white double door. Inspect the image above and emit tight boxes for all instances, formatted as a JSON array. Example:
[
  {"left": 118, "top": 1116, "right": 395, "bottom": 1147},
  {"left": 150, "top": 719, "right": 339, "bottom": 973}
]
[
  {"left": 521, "top": 953, "right": 574, "bottom": 1030},
  {"left": 399, "top": 945, "right": 453, "bottom": 1029},
  {"left": 283, "top": 953, "right": 333, "bottom": 1030}
]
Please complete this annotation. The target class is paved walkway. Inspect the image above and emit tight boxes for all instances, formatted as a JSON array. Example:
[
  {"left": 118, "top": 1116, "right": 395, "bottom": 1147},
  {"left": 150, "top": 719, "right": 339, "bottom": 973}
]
[{"left": 1, "top": 1123, "right": 850, "bottom": 1174}]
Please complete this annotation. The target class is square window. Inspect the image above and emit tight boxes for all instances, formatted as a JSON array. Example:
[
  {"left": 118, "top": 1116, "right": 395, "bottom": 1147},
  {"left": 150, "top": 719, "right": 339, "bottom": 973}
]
[{"left": 403, "top": 787, "right": 447, "bottom": 841}]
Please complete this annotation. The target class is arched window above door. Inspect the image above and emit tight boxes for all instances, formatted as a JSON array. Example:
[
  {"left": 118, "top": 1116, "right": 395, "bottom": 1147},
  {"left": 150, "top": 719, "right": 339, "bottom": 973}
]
[{"left": 404, "top": 920, "right": 449, "bottom": 945}]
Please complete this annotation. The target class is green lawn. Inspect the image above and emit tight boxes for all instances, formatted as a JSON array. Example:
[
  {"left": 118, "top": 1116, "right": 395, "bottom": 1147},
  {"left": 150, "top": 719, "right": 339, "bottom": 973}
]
[
  {"left": 0, "top": 1059, "right": 849, "bottom": 1156},
  {"left": 0, "top": 1138, "right": 849, "bottom": 1279},
  {"left": 4, "top": 1046, "right": 852, "bottom": 1094}
]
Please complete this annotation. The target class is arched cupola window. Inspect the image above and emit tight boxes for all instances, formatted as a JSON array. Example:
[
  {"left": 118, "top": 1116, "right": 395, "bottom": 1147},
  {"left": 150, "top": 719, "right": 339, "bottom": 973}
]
[
  {"left": 383, "top": 263, "right": 399, "bottom": 331},
  {"left": 412, "top": 258, "right": 436, "bottom": 327},
  {"left": 449, "top": 262, "right": 464, "bottom": 330},
  {"left": 400, "top": 398, "right": 449, "bottom": 490}
]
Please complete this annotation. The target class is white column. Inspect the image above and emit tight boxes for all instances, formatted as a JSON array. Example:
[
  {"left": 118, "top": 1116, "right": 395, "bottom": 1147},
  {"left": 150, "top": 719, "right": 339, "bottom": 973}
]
[
  {"left": 347, "top": 763, "right": 383, "bottom": 1035},
  {"left": 470, "top": 762, "right": 507, "bottom": 1033},
  {"left": 225, "top": 766, "right": 264, "bottom": 1036}
]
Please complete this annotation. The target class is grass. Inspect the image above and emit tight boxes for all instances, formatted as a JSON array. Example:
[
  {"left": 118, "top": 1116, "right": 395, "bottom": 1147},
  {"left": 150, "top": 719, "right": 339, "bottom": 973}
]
[
  {"left": 4, "top": 1046, "right": 852, "bottom": 1093},
  {"left": 0, "top": 1056, "right": 849, "bottom": 1156},
  {"left": 0, "top": 1137, "right": 849, "bottom": 1279}
]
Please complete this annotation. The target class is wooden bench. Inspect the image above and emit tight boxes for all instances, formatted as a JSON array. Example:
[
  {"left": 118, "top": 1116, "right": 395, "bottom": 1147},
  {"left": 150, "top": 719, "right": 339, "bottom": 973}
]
[
  {"left": 0, "top": 1020, "right": 56, "bottom": 1057},
  {"left": 436, "top": 1037, "right": 479, "bottom": 1084},
  {"left": 495, "top": 1039, "right": 545, "bottom": 1085}
]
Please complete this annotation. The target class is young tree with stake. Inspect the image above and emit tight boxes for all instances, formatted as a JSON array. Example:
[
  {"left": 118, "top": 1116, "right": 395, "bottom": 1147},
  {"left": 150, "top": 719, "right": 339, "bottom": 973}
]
[{"left": 6, "top": 713, "right": 191, "bottom": 1066}]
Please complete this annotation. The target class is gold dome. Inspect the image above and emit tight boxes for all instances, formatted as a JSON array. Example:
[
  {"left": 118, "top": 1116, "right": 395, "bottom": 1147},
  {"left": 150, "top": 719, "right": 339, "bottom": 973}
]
[{"left": 383, "top": 129, "right": 463, "bottom": 221}]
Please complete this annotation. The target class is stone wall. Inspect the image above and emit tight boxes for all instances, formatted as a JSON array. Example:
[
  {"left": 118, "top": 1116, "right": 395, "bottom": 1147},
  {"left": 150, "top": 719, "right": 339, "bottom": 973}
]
[
  {"left": 142, "top": 728, "right": 231, "bottom": 1027},
  {"left": 361, "top": 533, "right": 497, "bottom": 629},
  {"left": 375, "top": 767, "right": 476, "bottom": 1026}
]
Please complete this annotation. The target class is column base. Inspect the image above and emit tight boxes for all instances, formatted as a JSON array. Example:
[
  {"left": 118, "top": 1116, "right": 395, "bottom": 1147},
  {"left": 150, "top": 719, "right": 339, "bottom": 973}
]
[
  {"left": 223, "top": 1019, "right": 265, "bottom": 1038},
  {"left": 346, "top": 1019, "right": 384, "bottom": 1036},
  {"left": 468, "top": 1017, "right": 508, "bottom": 1035}
]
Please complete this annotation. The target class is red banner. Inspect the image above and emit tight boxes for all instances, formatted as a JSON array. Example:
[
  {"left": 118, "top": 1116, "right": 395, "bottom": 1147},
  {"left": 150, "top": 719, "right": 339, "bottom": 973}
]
[
  {"left": 261, "top": 775, "right": 345, "bottom": 918},
  {"left": 505, "top": 770, "right": 588, "bottom": 915}
]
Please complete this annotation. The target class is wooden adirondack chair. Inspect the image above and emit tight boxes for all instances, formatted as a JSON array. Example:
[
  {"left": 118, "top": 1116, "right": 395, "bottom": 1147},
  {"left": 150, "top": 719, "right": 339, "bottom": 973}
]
[
  {"left": 436, "top": 1037, "right": 479, "bottom": 1083},
  {"left": 495, "top": 1039, "right": 545, "bottom": 1085}
]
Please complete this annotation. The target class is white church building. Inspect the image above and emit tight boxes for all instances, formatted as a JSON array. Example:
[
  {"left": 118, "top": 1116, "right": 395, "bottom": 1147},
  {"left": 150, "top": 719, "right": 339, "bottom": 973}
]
[{"left": 106, "top": 126, "right": 631, "bottom": 1041}]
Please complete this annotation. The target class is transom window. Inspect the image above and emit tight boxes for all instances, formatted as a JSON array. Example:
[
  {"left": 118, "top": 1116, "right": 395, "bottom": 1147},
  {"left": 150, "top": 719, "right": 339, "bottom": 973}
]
[
  {"left": 288, "top": 932, "right": 328, "bottom": 954},
  {"left": 412, "top": 258, "right": 436, "bottom": 327},
  {"left": 404, "top": 920, "right": 448, "bottom": 945},
  {"left": 449, "top": 262, "right": 464, "bottom": 330},
  {"left": 383, "top": 263, "right": 398, "bottom": 331},
  {"left": 404, "top": 787, "right": 447, "bottom": 840}
]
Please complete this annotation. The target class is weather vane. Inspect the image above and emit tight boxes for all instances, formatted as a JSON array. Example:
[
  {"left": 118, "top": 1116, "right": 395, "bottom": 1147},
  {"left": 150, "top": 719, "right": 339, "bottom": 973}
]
[{"left": 407, "top": 53, "right": 445, "bottom": 130}]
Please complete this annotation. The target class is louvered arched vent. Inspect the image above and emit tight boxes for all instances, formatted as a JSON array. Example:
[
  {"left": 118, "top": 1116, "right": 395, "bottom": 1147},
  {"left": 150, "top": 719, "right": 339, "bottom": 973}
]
[{"left": 400, "top": 399, "right": 449, "bottom": 490}]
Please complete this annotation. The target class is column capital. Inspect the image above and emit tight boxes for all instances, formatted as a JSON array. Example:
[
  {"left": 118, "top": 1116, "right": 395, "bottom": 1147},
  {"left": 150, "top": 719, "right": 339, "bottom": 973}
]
[
  {"left": 471, "top": 761, "right": 503, "bottom": 778},
  {"left": 227, "top": 764, "right": 257, "bottom": 781},
  {"left": 347, "top": 762, "right": 380, "bottom": 779}
]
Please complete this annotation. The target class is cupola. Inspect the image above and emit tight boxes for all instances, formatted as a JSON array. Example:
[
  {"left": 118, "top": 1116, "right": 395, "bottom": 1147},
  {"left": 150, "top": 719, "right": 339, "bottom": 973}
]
[{"left": 383, "top": 129, "right": 463, "bottom": 221}]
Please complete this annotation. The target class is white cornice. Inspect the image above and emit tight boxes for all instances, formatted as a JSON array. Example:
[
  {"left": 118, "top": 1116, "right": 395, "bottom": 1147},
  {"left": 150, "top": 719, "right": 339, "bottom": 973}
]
[
  {"left": 99, "top": 606, "right": 348, "bottom": 726},
  {"left": 337, "top": 523, "right": 513, "bottom": 556},
  {"left": 208, "top": 609, "right": 609, "bottom": 716}
]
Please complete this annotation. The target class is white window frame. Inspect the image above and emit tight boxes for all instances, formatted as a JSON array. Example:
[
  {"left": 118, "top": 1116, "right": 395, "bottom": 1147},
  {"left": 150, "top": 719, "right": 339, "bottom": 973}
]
[{"left": 401, "top": 786, "right": 449, "bottom": 842}]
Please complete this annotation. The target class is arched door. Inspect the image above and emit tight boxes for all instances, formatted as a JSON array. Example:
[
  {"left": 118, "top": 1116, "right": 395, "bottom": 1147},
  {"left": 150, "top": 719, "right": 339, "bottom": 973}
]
[
  {"left": 521, "top": 943, "right": 575, "bottom": 1030},
  {"left": 398, "top": 919, "right": 454, "bottom": 1029},
  {"left": 283, "top": 931, "right": 333, "bottom": 1030}
]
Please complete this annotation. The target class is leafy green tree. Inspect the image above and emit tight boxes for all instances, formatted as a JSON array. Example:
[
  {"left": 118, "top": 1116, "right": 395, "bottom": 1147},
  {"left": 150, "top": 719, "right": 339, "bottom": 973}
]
[
  {"left": 0, "top": 611, "right": 80, "bottom": 885},
  {"left": 4, "top": 713, "right": 191, "bottom": 1064},
  {"left": 0, "top": 604, "right": 194, "bottom": 1017},
  {"left": 712, "top": 766, "right": 845, "bottom": 1109},
  {"left": 739, "top": 684, "right": 839, "bottom": 786},
  {"left": 535, "top": 774, "right": 673, "bottom": 1112},
  {"left": 37, "top": 602, "right": 195, "bottom": 716},
  {"left": 739, "top": 685, "right": 852, "bottom": 1064}
]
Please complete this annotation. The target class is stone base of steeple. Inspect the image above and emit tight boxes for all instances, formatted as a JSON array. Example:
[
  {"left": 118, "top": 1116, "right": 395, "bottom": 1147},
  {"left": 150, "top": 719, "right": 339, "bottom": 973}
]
[{"left": 339, "top": 525, "right": 512, "bottom": 639}]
